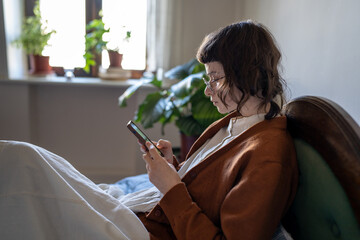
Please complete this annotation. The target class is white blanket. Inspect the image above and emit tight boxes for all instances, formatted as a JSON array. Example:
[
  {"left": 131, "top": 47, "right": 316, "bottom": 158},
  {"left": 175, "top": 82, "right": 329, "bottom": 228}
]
[{"left": 0, "top": 140, "right": 149, "bottom": 240}]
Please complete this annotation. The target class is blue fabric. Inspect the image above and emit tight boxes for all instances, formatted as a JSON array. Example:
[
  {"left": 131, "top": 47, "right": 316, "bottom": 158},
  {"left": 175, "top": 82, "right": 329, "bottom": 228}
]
[{"left": 113, "top": 174, "right": 154, "bottom": 194}]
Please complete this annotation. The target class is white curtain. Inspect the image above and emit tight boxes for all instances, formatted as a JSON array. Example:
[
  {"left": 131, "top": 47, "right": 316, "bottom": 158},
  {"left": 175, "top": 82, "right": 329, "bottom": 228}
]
[{"left": 146, "top": 0, "right": 183, "bottom": 75}]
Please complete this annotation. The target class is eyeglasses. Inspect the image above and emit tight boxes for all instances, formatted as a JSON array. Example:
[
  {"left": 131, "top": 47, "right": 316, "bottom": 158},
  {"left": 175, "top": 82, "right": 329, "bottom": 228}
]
[{"left": 203, "top": 75, "right": 225, "bottom": 92}]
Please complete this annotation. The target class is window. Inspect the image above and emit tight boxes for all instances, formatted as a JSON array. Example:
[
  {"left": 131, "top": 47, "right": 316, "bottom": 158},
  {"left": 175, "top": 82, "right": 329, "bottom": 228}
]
[
  {"left": 102, "top": 0, "right": 147, "bottom": 70},
  {"left": 40, "top": 0, "right": 86, "bottom": 69},
  {"left": 38, "top": 0, "right": 147, "bottom": 71}
]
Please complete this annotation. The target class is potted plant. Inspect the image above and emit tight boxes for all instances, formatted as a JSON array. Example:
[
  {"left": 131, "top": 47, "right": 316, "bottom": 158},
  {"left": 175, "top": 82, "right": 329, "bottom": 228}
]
[
  {"left": 83, "top": 11, "right": 132, "bottom": 77},
  {"left": 106, "top": 29, "right": 131, "bottom": 68},
  {"left": 12, "top": 0, "right": 56, "bottom": 75},
  {"left": 119, "top": 59, "right": 224, "bottom": 161},
  {"left": 83, "top": 10, "right": 109, "bottom": 77}
]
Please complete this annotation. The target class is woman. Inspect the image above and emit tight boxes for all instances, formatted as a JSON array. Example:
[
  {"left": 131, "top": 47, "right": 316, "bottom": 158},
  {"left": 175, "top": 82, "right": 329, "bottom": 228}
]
[
  {"left": 0, "top": 20, "right": 297, "bottom": 240},
  {"left": 137, "top": 20, "right": 298, "bottom": 239}
]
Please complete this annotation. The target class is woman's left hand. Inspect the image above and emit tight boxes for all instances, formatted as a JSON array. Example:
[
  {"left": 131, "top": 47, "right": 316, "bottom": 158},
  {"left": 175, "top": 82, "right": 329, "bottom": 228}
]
[{"left": 143, "top": 142, "right": 181, "bottom": 194}]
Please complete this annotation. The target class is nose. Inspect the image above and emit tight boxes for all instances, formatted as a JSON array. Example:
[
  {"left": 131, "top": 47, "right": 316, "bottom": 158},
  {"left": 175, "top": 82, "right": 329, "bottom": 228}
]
[{"left": 204, "top": 85, "right": 212, "bottom": 96}]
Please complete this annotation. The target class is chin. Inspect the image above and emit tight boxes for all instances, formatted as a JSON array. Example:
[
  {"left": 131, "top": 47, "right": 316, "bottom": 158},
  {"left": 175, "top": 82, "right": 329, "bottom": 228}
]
[{"left": 216, "top": 107, "right": 228, "bottom": 114}]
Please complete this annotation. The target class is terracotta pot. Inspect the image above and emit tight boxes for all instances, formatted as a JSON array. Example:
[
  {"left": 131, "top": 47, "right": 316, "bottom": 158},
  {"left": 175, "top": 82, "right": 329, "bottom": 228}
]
[
  {"left": 29, "top": 54, "right": 52, "bottom": 75},
  {"left": 180, "top": 132, "right": 199, "bottom": 163},
  {"left": 108, "top": 50, "right": 123, "bottom": 68}
]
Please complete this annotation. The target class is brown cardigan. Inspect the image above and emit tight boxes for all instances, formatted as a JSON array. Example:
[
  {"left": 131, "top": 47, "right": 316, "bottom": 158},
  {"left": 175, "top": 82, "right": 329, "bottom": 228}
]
[{"left": 137, "top": 113, "right": 298, "bottom": 240}]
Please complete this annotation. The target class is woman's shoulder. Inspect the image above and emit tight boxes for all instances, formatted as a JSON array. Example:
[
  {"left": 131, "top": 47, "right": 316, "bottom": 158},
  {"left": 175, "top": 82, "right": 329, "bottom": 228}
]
[
  {"left": 237, "top": 116, "right": 289, "bottom": 143},
  {"left": 235, "top": 116, "right": 296, "bottom": 165},
  {"left": 252, "top": 116, "right": 292, "bottom": 145}
]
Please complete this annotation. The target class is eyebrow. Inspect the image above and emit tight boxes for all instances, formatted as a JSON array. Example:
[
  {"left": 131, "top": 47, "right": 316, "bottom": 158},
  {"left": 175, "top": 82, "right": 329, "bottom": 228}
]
[{"left": 206, "top": 71, "right": 219, "bottom": 75}]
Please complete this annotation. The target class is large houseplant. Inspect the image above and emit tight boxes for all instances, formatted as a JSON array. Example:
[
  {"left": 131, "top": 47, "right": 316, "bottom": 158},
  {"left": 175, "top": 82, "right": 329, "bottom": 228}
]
[
  {"left": 119, "top": 59, "right": 224, "bottom": 160},
  {"left": 12, "top": 0, "right": 55, "bottom": 75}
]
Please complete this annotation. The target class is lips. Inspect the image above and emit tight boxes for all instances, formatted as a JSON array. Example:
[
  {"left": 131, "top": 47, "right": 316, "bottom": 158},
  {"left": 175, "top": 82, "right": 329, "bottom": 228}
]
[{"left": 210, "top": 98, "right": 217, "bottom": 105}]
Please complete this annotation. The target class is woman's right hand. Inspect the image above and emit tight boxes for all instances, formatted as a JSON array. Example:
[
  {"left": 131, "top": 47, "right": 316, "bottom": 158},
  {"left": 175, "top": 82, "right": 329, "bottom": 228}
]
[
  {"left": 138, "top": 139, "right": 174, "bottom": 165},
  {"left": 155, "top": 139, "right": 174, "bottom": 164}
]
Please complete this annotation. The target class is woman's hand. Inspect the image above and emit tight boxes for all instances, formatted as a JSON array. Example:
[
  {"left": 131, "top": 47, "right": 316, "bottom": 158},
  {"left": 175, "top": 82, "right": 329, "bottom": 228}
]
[
  {"left": 138, "top": 139, "right": 174, "bottom": 165},
  {"left": 142, "top": 141, "right": 181, "bottom": 194},
  {"left": 156, "top": 139, "right": 174, "bottom": 164}
]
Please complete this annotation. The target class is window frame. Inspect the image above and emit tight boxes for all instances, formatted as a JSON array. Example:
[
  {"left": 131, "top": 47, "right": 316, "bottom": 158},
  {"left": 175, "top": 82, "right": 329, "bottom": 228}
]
[{"left": 25, "top": 0, "right": 145, "bottom": 78}]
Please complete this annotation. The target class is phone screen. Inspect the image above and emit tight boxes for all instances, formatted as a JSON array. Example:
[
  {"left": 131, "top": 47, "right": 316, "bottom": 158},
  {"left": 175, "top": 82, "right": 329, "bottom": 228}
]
[
  {"left": 131, "top": 122, "right": 149, "bottom": 143},
  {"left": 127, "top": 120, "right": 164, "bottom": 156}
]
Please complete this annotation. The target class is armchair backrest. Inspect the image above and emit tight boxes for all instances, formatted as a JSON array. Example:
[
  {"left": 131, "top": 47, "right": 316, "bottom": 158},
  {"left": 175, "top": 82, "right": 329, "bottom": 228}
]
[{"left": 283, "top": 96, "right": 360, "bottom": 240}]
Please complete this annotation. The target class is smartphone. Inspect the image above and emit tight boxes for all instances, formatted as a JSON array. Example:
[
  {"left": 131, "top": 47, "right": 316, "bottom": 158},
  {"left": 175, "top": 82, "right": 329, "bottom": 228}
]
[{"left": 127, "top": 120, "right": 164, "bottom": 157}]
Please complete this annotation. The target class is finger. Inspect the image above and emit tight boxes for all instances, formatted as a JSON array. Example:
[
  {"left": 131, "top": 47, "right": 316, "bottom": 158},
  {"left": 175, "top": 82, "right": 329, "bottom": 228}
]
[
  {"left": 156, "top": 139, "right": 169, "bottom": 149},
  {"left": 137, "top": 140, "right": 147, "bottom": 151},
  {"left": 146, "top": 141, "right": 160, "bottom": 158},
  {"left": 156, "top": 139, "right": 164, "bottom": 149},
  {"left": 139, "top": 144, "right": 147, "bottom": 153},
  {"left": 142, "top": 153, "right": 153, "bottom": 164}
]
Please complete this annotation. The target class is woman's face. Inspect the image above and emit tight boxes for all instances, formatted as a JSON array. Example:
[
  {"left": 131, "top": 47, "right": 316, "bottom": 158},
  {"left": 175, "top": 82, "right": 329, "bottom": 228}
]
[{"left": 204, "top": 61, "right": 240, "bottom": 114}]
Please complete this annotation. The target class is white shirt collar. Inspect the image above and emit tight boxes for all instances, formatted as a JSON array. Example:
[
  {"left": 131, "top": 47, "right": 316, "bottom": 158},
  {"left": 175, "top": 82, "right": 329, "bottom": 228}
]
[{"left": 227, "top": 113, "right": 267, "bottom": 137}]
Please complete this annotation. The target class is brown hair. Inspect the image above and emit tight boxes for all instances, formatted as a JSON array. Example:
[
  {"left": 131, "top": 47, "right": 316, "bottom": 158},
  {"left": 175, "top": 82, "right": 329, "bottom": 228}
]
[{"left": 196, "top": 20, "right": 285, "bottom": 119}]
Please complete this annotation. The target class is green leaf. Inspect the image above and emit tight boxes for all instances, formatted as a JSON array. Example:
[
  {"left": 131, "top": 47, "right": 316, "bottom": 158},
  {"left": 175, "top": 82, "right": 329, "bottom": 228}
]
[
  {"left": 150, "top": 75, "right": 162, "bottom": 88},
  {"left": 164, "top": 59, "right": 199, "bottom": 80},
  {"left": 191, "top": 62, "right": 206, "bottom": 74},
  {"left": 173, "top": 95, "right": 191, "bottom": 108},
  {"left": 118, "top": 79, "right": 152, "bottom": 107},
  {"left": 11, "top": 0, "right": 56, "bottom": 55},
  {"left": 124, "top": 31, "right": 131, "bottom": 41},
  {"left": 191, "top": 90, "right": 224, "bottom": 128},
  {"left": 170, "top": 72, "right": 204, "bottom": 98},
  {"left": 83, "top": 11, "right": 110, "bottom": 72},
  {"left": 176, "top": 116, "right": 204, "bottom": 136},
  {"left": 136, "top": 92, "right": 166, "bottom": 129}
]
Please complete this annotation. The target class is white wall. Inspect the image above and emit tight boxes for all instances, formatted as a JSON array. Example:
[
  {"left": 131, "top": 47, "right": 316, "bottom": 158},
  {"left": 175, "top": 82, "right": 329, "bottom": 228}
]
[
  {"left": 237, "top": 0, "right": 360, "bottom": 123},
  {"left": 178, "top": 0, "right": 241, "bottom": 63},
  {"left": 170, "top": 0, "right": 359, "bottom": 123},
  {"left": 0, "top": 81, "right": 180, "bottom": 183}
]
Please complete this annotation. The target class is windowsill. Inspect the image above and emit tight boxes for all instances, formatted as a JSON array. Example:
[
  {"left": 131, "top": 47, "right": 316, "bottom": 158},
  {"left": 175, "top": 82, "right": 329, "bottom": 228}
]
[{"left": 0, "top": 75, "right": 153, "bottom": 88}]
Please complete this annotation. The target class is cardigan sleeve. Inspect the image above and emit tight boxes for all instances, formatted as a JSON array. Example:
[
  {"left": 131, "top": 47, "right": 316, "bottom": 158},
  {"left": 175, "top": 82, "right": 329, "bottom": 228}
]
[{"left": 159, "top": 161, "right": 293, "bottom": 240}]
